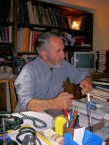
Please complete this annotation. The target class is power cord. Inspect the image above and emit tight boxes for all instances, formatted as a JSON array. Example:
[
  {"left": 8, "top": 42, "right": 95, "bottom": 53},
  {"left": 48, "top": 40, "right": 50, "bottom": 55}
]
[{"left": 20, "top": 113, "right": 47, "bottom": 129}]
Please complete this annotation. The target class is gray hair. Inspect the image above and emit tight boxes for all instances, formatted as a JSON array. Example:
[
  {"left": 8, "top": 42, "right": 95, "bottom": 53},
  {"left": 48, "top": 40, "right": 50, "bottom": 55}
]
[{"left": 36, "top": 32, "right": 62, "bottom": 56}]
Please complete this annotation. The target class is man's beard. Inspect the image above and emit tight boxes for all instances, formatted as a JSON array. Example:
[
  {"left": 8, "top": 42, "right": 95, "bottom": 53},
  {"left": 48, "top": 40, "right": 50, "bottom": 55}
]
[{"left": 47, "top": 57, "right": 64, "bottom": 68}]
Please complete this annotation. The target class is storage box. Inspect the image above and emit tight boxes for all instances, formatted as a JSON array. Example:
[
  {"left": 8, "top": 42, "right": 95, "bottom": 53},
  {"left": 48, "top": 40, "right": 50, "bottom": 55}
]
[{"left": 64, "top": 128, "right": 102, "bottom": 145}]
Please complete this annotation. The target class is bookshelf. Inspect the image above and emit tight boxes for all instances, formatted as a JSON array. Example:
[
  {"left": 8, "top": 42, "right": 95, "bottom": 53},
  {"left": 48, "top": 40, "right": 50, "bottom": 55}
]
[
  {"left": 0, "top": 0, "right": 15, "bottom": 111},
  {"left": 0, "top": 0, "right": 93, "bottom": 64},
  {"left": 0, "top": 0, "right": 15, "bottom": 73},
  {"left": 14, "top": 0, "right": 93, "bottom": 60}
]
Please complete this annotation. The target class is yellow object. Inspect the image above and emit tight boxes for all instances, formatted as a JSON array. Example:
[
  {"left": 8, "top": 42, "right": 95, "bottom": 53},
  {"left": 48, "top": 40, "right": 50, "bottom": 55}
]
[
  {"left": 36, "top": 132, "right": 54, "bottom": 145},
  {"left": 55, "top": 116, "right": 66, "bottom": 136}
]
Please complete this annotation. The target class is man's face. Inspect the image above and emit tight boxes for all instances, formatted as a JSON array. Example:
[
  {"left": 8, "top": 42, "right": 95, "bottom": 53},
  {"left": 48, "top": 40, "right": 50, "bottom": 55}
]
[{"left": 47, "top": 37, "right": 65, "bottom": 68}]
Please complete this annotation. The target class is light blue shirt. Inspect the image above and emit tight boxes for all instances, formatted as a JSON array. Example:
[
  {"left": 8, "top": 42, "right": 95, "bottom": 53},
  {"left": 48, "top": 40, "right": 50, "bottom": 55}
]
[{"left": 14, "top": 56, "right": 90, "bottom": 112}]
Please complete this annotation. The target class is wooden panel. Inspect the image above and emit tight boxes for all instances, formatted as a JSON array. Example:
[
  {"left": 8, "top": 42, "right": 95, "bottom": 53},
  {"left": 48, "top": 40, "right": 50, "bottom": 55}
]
[{"left": 0, "top": 83, "right": 7, "bottom": 111}]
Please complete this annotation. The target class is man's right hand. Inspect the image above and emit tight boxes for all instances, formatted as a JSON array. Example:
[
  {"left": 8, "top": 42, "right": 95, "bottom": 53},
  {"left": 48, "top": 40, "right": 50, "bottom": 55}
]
[{"left": 54, "top": 92, "right": 74, "bottom": 109}]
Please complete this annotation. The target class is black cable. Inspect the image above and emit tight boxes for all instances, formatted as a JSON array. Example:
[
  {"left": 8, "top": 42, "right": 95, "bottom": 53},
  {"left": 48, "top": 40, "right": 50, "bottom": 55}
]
[
  {"left": 16, "top": 127, "right": 42, "bottom": 145},
  {"left": 20, "top": 113, "right": 47, "bottom": 129}
]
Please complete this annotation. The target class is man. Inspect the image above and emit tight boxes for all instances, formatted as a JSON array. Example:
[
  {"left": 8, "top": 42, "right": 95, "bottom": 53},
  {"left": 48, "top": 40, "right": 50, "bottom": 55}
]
[{"left": 14, "top": 32, "right": 92, "bottom": 117}]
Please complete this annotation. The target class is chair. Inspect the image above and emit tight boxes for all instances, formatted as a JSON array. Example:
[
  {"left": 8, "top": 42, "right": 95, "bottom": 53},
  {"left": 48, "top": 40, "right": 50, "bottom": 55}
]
[{"left": 0, "top": 77, "right": 17, "bottom": 112}]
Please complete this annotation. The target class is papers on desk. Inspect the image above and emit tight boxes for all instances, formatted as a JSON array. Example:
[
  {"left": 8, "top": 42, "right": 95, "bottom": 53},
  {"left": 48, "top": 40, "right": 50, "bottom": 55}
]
[
  {"left": 72, "top": 98, "right": 109, "bottom": 120},
  {"left": 7, "top": 111, "right": 55, "bottom": 145},
  {"left": 12, "top": 111, "right": 54, "bottom": 131}
]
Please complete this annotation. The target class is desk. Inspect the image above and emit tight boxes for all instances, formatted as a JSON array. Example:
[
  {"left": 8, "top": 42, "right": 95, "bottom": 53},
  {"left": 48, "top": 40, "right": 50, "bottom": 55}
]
[
  {"left": 0, "top": 111, "right": 54, "bottom": 145},
  {"left": 0, "top": 111, "right": 109, "bottom": 145}
]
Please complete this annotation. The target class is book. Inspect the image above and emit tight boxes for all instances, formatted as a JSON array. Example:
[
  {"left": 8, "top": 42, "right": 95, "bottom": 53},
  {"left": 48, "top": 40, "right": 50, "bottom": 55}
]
[
  {"left": 96, "top": 50, "right": 109, "bottom": 72},
  {"left": 0, "top": 0, "right": 11, "bottom": 21},
  {"left": 72, "top": 98, "right": 109, "bottom": 120},
  {"left": 92, "top": 95, "right": 109, "bottom": 102},
  {"left": 22, "top": 27, "right": 30, "bottom": 52},
  {"left": 91, "top": 88, "right": 109, "bottom": 97},
  {"left": 94, "top": 84, "right": 109, "bottom": 92},
  {"left": 33, "top": 6, "right": 39, "bottom": 25},
  {"left": 44, "top": 8, "right": 52, "bottom": 26},
  {"left": 9, "top": 0, "right": 13, "bottom": 22},
  {"left": 18, "top": 0, "right": 25, "bottom": 23},
  {"left": 93, "top": 78, "right": 109, "bottom": 86},
  {"left": 35, "top": 5, "right": 43, "bottom": 25},
  {"left": 26, "top": 0, "right": 35, "bottom": 24},
  {"left": 22, "top": 1, "right": 30, "bottom": 24}
]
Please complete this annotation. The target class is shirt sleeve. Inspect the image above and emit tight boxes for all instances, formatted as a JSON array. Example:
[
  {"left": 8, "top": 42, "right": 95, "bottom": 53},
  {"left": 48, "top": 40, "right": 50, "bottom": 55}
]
[
  {"left": 14, "top": 66, "right": 36, "bottom": 112},
  {"left": 65, "top": 61, "right": 91, "bottom": 84}
]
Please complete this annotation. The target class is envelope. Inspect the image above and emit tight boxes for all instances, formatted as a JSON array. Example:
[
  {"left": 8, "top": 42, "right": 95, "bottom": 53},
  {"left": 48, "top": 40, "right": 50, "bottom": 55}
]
[{"left": 64, "top": 129, "right": 103, "bottom": 145}]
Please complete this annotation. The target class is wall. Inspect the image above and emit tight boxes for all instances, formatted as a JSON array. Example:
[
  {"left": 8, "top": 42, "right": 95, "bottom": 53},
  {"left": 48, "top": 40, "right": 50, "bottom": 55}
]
[{"left": 41, "top": 0, "right": 109, "bottom": 52}]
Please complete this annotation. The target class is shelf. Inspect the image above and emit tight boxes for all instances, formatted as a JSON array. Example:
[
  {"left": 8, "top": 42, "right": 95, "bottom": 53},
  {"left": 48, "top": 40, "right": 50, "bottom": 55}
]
[
  {"left": 64, "top": 46, "right": 92, "bottom": 52},
  {"left": 0, "top": 21, "right": 14, "bottom": 26},
  {"left": 17, "top": 51, "right": 37, "bottom": 55},
  {"left": 17, "top": 23, "right": 92, "bottom": 33},
  {"left": 0, "top": 42, "right": 14, "bottom": 45}
]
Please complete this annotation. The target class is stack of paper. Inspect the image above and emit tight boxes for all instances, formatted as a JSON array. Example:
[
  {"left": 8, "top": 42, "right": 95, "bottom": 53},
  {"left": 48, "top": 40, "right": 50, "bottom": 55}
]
[{"left": 90, "top": 88, "right": 109, "bottom": 102}]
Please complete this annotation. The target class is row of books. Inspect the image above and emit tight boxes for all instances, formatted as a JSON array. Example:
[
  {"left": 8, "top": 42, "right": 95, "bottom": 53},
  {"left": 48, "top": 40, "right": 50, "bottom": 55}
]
[
  {"left": 16, "top": 27, "right": 92, "bottom": 53},
  {"left": 18, "top": 0, "right": 64, "bottom": 28},
  {"left": 17, "top": 27, "right": 42, "bottom": 53},
  {"left": 96, "top": 50, "right": 109, "bottom": 72},
  {"left": 0, "top": 0, "right": 13, "bottom": 22},
  {"left": 92, "top": 77, "right": 109, "bottom": 102},
  {"left": 17, "top": 0, "right": 93, "bottom": 31},
  {"left": 72, "top": 97, "right": 109, "bottom": 120},
  {"left": 0, "top": 26, "right": 12, "bottom": 42}
]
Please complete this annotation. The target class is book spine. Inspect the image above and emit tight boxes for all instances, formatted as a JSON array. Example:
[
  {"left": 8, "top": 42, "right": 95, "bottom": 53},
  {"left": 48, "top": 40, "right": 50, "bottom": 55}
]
[
  {"left": 92, "top": 95, "right": 109, "bottom": 102},
  {"left": 22, "top": 27, "right": 30, "bottom": 52},
  {"left": 93, "top": 81, "right": 109, "bottom": 86},
  {"left": 26, "top": 0, "right": 35, "bottom": 24}
]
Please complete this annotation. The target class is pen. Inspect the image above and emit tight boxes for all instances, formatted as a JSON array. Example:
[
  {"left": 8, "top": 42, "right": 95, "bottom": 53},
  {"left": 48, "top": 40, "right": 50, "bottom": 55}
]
[
  {"left": 64, "top": 109, "right": 69, "bottom": 120},
  {"left": 73, "top": 113, "right": 80, "bottom": 128},
  {"left": 87, "top": 93, "right": 93, "bottom": 132},
  {"left": 64, "top": 109, "right": 69, "bottom": 127}
]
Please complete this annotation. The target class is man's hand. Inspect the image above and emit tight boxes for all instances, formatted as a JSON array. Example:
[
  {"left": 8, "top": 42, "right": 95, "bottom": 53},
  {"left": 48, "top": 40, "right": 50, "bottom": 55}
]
[
  {"left": 54, "top": 92, "right": 74, "bottom": 109},
  {"left": 80, "top": 76, "right": 93, "bottom": 94}
]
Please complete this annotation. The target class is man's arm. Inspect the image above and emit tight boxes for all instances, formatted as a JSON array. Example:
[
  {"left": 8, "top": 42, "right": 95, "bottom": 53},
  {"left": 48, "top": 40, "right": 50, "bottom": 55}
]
[{"left": 26, "top": 92, "right": 74, "bottom": 111}]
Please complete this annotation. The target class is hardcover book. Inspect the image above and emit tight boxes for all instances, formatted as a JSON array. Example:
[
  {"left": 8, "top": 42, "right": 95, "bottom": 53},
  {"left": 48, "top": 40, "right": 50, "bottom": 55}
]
[{"left": 93, "top": 78, "right": 109, "bottom": 86}]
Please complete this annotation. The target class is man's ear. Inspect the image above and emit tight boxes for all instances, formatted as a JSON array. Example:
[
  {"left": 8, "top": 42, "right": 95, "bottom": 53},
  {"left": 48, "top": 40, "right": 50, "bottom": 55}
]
[{"left": 41, "top": 51, "right": 48, "bottom": 61}]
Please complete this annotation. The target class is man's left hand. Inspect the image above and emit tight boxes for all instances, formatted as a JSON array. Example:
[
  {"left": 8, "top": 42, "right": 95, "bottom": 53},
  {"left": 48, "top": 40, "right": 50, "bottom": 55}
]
[{"left": 80, "top": 76, "right": 93, "bottom": 94}]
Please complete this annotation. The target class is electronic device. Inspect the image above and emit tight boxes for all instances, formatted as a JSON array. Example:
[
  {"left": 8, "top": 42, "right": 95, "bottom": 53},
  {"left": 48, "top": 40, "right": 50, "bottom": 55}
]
[
  {"left": 0, "top": 44, "right": 25, "bottom": 69},
  {"left": 16, "top": 127, "right": 42, "bottom": 145},
  {"left": 0, "top": 115, "right": 23, "bottom": 145},
  {"left": 71, "top": 51, "right": 96, "bottom": 73},
  {"left": 0, "top": 115, "right": 23, "bottom": 132}
]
